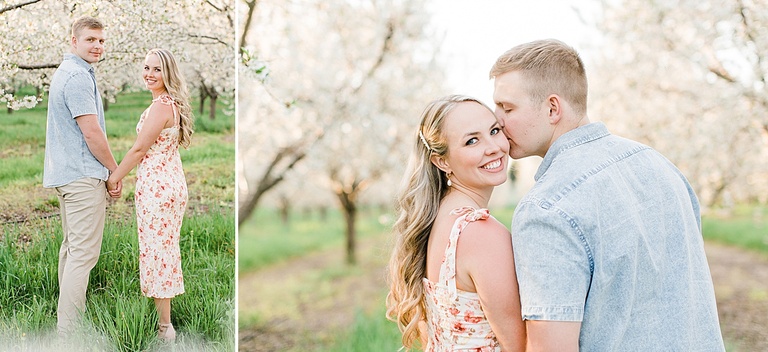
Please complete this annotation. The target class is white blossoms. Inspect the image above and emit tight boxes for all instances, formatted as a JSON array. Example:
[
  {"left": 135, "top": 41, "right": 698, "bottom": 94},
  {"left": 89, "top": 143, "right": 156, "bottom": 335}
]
[
  {"left": 240, "top": 47, "right": 270, "bottom": 83},
  {"left": 1, "top": 89, "right": 41, "bottom": 110}
]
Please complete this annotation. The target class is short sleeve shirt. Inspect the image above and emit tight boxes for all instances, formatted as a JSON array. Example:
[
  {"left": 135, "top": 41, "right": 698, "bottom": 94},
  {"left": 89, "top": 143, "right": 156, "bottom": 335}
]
[
  {"left": 512, "top": 122, "right": 724, "bottom": 351},
  {"left": 43, "top": 53, "right": 108, "bottom": 188}
]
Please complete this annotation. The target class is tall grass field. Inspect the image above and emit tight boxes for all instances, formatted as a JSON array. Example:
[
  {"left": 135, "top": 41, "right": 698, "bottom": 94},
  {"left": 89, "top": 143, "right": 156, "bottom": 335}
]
[{"left": 0, "top": 88, "right": 235, "bottom": 351}]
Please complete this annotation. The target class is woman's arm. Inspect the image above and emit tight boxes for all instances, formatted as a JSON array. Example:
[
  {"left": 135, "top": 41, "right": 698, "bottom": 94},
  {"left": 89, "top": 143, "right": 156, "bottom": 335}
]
[
  {"left": 459, "top": 219, "right": 526, "bottom": 351},
  {"left": 107, "top": 102, "right": 173, "bottom": 189}
]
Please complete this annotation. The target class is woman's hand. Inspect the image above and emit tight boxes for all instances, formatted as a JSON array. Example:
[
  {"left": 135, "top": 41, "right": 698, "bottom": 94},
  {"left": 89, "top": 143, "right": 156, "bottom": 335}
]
[{"left": 107, "top": 176, "right": 122, "bottom": 199}]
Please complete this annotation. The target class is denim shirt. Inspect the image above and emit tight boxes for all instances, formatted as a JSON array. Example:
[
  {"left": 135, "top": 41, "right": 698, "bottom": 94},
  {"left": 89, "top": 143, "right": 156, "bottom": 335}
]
[
  {"left": 43, "top": 53, "right": 108, "bottom": 188},
  {"left": 512, "top": 122, "right": 724, "bottom": 351}
]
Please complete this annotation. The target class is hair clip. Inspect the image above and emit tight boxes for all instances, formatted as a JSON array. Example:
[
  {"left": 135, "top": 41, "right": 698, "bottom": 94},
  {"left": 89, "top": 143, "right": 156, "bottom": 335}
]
[{"left": 418, "top": 130, "right": 432, "bottom": 152}]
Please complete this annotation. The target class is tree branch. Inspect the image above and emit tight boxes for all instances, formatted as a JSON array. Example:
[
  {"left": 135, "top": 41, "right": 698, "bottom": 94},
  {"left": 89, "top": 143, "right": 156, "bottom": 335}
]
[
  {"left": 188, "top": 34, "right": 230, "bottom": 46},
  {"left": 736, "top": 0, "right": 767, "bottom": 86},
  {"left": 350, "top": 18, "right": 395, "bottom": 96},
  {"left": 238, "top": 129, "right": 324, "bottom": 224},
  {"left": 16, "top": 63, "right": 59, "bottom": 70},
  {"left": 239, "top": 0, "right": 258, "bottom": 49},
  {"left": 0, "top": 0, "right": 42, "bottom": 15},
  {"left": 205, "top": 0, "right": 222, "bottom": 12},
  {"left": 205, "top": 0, "right": 234, "bottom": 29}
]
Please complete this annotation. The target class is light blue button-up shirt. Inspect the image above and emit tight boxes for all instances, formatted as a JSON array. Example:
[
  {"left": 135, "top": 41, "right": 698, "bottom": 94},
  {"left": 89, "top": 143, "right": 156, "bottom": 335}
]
[
  {"left": 43, "top": 53, "right": 108, "bottom": 188},
  {"left": 512, "top": 122, "right": 724, "bottom": 351}
]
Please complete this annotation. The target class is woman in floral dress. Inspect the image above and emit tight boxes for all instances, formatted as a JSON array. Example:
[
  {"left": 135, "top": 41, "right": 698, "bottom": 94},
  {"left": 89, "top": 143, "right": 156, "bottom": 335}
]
[
  {"left": 107, "top": 48, "right": 193, "bottom": 342},
  {"left": 387, "top": 95, "right": 526, "bottom": 351}
]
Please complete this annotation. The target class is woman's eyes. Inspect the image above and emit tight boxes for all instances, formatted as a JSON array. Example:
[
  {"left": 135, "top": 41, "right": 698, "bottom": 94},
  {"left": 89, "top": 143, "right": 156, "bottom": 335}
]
[{"left": 465, "top": 127, "right": 501, "bottom": 145}]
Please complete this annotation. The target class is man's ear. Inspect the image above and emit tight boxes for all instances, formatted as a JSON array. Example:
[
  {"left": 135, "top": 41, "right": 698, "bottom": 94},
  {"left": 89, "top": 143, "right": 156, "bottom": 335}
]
[
  {"left": 70, "top": 35, "right": 77, "bottom": 49},
  {"left": 547, "top": 94, "right": 562, "bottom": 124},
  {"left": 430, "top": 154, "right": 451, "bottom": 175}
]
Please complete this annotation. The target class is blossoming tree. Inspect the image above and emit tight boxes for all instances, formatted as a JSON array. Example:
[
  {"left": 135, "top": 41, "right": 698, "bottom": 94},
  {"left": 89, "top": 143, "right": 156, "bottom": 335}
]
[
  {"left": 238, "top": 0, "right": 447, "bottom": 263},
  {"left": 1, "top": 0, "right": 234, "bottom": 116},
  {"left": 591, "top": 0, "right": 768, "bottom": 207}
]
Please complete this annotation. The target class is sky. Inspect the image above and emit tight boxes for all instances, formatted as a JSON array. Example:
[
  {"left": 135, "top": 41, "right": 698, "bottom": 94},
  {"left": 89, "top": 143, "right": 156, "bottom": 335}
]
[{"left": 428, "top": 0, "right": 602, "bottom": 107}]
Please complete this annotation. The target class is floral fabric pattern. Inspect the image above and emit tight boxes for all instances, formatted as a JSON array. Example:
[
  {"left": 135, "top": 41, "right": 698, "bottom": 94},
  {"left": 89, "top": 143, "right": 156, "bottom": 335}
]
[
  {"left": 135, "top": 94, "right": 187, "bottom": 298},
  {"left": 422, "top": 207, "right": 500, "bottom": 351}
]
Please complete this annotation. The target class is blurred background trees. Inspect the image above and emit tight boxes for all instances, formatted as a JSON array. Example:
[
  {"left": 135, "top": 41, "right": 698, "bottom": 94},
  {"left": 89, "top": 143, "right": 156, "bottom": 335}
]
[
  {"left": 238, "top": 0, "right": 768, "bottom": 264},
  {"left": 1, "top": 0, "right": 234, "bottom": 117},
  {"left": 592, "top": 0, "right": 768, "bottom": 207},
  {"left": 238, "top": 0, "right": 446, "bottom": 263}
]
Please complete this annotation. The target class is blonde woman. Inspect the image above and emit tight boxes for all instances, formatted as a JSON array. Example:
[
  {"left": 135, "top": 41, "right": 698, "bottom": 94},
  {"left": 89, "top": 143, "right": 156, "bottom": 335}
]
[
  {"left": 387, "top": 95, "right": 526, "bottom": 351},
  {"left": 107, "top": 48, "right": 194, "bottom": 342}
]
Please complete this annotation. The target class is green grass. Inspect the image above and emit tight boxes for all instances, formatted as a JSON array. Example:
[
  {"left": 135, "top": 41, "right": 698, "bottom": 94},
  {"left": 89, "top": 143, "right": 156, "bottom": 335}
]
[
  {"left": 0, "top": 207, "right": 235, "bottom": 352},
  {"left": 0, "top": 153, "right": 45, "bottom": 188},
  {"left": 494, "top": 204, "right": 768, "bottom": 255},
  {"left": 328, "top": 305, "right": 404, "bottom": 352},
  {"left": 0, "top": 89, "right": 234, "bottom": 351},
  {"left": 702, "top": 205, "right": 768, "bottom": 254},
  {"left": 238, "top": 207, "right": 393, "bottom": 273}
]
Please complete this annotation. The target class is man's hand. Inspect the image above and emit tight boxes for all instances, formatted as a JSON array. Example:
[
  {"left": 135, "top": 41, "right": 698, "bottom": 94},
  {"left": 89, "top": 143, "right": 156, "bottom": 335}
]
[{"left": 107, "top": 177, "right": 122, "bottom": 198}]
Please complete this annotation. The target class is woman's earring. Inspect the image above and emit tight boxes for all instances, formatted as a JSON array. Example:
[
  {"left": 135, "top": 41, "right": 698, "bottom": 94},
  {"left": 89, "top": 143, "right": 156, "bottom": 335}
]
[{"left": 446, "top": 173, "right": 452, "bottom": 187}]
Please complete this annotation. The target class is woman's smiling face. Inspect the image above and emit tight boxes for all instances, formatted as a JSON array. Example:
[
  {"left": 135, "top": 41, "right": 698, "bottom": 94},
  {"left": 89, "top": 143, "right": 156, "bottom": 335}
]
[
  {"left": 143, "top": 54, "right": 166, "bottom": 94},
  {"left": 436, "top": 101, "right": 510, "bottom": 191}
]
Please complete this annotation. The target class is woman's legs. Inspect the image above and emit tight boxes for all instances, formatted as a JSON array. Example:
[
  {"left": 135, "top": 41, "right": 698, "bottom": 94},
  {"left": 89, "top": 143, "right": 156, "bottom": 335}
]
[
  {"left": 154, "top": 298, "right": 172, "bottom": 324},
  {"left": 154, "top": 297, "right": 176, "bottom": 341}
]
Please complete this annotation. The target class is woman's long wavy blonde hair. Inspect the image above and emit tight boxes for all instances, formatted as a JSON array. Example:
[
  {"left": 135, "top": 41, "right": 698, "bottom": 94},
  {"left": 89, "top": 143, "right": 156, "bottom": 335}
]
[
  {"left": 147, "top": 48, "right": 194, "bottom": 149},
  {"left": 386, "top": 95, "right": 485, "bottom": 350}
]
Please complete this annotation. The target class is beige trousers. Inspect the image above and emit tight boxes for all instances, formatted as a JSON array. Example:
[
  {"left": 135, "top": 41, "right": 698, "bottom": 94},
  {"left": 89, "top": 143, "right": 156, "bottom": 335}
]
[{"left": 55, "top": 177, "right": 107, "bottom": 334}]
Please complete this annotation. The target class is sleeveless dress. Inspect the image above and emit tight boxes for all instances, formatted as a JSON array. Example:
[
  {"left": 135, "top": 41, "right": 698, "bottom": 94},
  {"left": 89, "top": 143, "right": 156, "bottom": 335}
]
[
  {"left": 422, "top": 207, "right": 500, "bottom": 351},
  {"left": 135, "top": 94, "right": 187, "bottom": 298}
]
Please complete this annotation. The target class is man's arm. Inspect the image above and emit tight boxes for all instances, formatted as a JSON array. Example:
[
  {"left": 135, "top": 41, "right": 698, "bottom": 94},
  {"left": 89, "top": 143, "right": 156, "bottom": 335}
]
[
  {"left": 512, "top": 201, "right": 590, "bottom": 352},
  {"left": 526, "top": 320, "right": 581, "bottom": 352},
  {"left": 75, "top": 113, "right": 118, "bottom": 172}
]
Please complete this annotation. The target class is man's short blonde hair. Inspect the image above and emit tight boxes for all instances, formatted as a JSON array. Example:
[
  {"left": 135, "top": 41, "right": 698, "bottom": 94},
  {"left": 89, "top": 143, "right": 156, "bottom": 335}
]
[
  {"left": 71, "top": 16, "right": 103, "bottom": 38},
  {"left": 490, "top": 39, "right": 587, "bottom": 116}
]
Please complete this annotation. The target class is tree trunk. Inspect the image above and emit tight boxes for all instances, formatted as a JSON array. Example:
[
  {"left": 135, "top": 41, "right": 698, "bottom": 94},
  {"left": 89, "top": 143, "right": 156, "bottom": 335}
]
[
  {"left": 333, "top": 184, "right": 360, "bottom": 265},
  {"left": 199, "top": 88, "right": 207, "bottom": 115},
  {"left": 340, "top": 195, "right": 357, "bottom": 265},
  {"left": 209, "top": 93, "right": 217, "bottom": 120},
  {"left": 102, "top": 97, "right": 109, "bottom": 112},
  {"left": 278, "top": 195, "right": 290, "bottom": 225},
  {"left": 319, "top": 206, "right": 327, "bottom": 221}
]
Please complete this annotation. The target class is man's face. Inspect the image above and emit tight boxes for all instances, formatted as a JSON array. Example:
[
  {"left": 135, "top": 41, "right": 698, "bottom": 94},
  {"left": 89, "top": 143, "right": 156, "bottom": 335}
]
[
  {"left": 71, "top": 28, "right": 105, "bottom": 64},
  {"left": 492, "top": 70, "right": 552, "bottom": 159}
]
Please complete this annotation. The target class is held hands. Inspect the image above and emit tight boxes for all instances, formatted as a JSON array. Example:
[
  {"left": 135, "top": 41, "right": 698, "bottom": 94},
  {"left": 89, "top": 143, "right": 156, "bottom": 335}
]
[{"left": 107, "top": 175, "right": 122, "bottom": 198}]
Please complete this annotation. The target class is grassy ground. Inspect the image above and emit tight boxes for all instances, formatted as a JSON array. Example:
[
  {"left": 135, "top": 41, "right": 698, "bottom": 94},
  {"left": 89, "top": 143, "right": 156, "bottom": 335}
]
[
  {"left": 237, "top": 207, "right": 392, "bottom": 272},
  {"left": 702, "top": 205, "right": 768, "bottom": 253},
  {"left": 0, "top": 90, "right": 235, "bottom": 351}
]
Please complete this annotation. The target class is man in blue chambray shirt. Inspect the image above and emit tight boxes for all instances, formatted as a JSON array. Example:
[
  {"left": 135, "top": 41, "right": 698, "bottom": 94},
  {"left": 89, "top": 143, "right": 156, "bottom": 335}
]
[
  {"left": 43, "top": 16, "right": 122, "bottom": 335},
  {"left": 490, "top": 39, "right": 724, "bottom": 351}
]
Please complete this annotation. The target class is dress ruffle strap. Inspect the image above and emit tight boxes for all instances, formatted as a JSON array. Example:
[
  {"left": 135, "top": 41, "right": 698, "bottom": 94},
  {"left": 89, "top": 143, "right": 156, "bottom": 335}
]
[
  {"left": 149, "top": 94, "right": 179, "bottom": 127},
  {"left": 439, "top": 207, "right": 490, "bottom": 299},
  {"left": 152, "top": 94, "right": 176, "bottom": 105}
]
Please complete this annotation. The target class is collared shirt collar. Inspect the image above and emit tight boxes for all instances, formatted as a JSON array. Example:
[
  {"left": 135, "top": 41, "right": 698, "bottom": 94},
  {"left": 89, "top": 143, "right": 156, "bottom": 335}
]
[
  {"left": 535, "top": 122, "right": 611, "bottom": 181},
  {"left": 63, "top": 53, "right": 95, "bottom": 74}
]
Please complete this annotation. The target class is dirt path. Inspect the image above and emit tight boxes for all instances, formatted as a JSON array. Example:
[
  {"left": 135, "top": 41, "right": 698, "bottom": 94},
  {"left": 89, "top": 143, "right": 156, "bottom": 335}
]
[
  {"left": 705, "top": 242, "right": 768, "bottom": 351},
  {"left": 238, "top": 235, "right": 390, "bottom": 351},
  {"left": 237, "top": 240, "right": 768, "bottom": 351}
]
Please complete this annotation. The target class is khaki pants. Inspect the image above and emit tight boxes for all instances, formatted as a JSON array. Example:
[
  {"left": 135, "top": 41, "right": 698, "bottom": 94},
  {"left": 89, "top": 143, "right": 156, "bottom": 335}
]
[{"left": 55, "top": 178, "right": 107, "bottom": 334}]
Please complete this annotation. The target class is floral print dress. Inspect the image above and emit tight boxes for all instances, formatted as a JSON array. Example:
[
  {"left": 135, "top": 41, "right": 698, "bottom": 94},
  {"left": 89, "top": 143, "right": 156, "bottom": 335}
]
[
  {"left": 135, "top": 94, "right": 187, "bottom": 298},
  {"left": 422, "top": 207, "right": 500, "bottom": 351}
]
